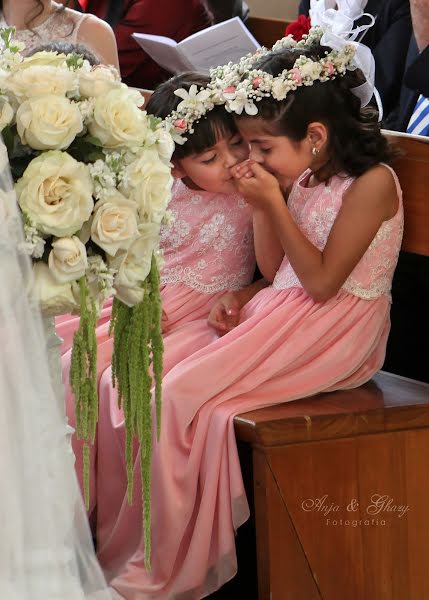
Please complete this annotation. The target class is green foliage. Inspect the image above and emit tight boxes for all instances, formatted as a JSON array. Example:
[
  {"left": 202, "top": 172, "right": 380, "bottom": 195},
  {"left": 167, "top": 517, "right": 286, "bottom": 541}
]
[
  {"left": 109, "top": 256, "right": 164, "bottom": 570},
  {"left": 70, "top": 277, "right": 98, "bottom": 509}
]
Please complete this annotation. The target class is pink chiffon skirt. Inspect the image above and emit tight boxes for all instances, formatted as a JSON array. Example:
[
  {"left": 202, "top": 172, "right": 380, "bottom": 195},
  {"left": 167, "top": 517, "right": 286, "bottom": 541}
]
[
  {"left": 62, "top": 284, "right": 226, "bottom": 516},
  {"left": 96, "top": 287, "right": 391, "bottom": 599}
]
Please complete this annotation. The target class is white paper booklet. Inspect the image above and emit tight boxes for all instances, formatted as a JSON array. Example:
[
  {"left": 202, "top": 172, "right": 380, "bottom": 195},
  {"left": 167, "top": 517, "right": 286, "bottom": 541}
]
[{"left": 132, "top": 17, "right": 260, "bottom": 75}]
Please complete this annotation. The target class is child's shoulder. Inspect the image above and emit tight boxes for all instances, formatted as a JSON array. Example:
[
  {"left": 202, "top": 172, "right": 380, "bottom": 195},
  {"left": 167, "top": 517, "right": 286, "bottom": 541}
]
[{"left": 344, "top": 164, "right": 399, "bottom": 220}]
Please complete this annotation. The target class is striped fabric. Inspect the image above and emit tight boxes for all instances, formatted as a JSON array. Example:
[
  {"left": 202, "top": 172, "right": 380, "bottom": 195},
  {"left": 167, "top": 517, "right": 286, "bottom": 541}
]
[{"left": 407, "top": 95, "right": 429, "bottom": 136}]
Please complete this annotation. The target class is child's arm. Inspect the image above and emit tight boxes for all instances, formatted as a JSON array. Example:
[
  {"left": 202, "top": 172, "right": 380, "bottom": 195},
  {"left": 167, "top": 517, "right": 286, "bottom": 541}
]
[
  {"left": 234, "top": 163, "right": 398, "bottom": 302},
  {"left": 208, "top": 278, "right": 269, "bottom": 334},
  {"left": 233, "top": 161, "right": 285, "bottom": 281},
  {"left": 252, "top": 210, "right": 285, "bottom": 282}
]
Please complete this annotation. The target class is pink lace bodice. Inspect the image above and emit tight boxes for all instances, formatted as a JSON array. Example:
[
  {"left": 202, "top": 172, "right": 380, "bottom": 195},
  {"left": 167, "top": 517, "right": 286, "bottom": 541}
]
[
  {"left": 273, "top": 166, "right": 404, "bottom": 300},
  {"left": 160, "top": 180, "right": 255, "bottom": 294},
  {"left": 0, "top": 8, "right": 88, "bottom": 55}
]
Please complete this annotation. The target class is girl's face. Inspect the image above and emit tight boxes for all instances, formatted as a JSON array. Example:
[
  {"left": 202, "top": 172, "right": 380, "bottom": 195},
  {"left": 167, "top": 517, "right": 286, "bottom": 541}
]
[
  {"left": 237, "top": 117, "right": 326, "bottom": 189},
  {"left": 175, "top": 131, "right": 249, "bottom": 194}
]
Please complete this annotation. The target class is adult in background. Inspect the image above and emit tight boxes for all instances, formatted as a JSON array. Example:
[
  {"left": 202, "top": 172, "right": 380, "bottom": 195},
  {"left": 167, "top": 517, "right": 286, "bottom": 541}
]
[
  {"left": 78, "top": 0, "right": 213, "bottom": 89},
  {"left": 298, "top": 0, "right": 412, "bottom": 128},
  {"left": 382, "top": 0, "right": 429, "bottom": 384},
  {"left": 0, "top": 0, "right": 118, "bottom": 68},
  {"left": 206, "top": 0, "right": 249, "bottom": 22}
]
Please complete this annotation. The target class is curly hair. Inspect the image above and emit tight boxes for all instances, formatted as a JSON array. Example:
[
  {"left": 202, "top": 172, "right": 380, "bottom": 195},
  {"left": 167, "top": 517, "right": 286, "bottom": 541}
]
[
  {"left": 146, "top": 72, "right": 240, "bottom": 160},
  {"left": 243, "top": 43, "right": 397, "bottom": 177}
]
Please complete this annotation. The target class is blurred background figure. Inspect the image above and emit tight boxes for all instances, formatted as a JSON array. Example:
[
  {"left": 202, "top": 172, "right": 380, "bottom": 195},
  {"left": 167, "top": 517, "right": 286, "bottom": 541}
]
[
  {"left": 77, "top": 0, "right": 213, "bottom": 89},
  {"left": 206, "top": 0, "right": 249, "bottom": 22}
]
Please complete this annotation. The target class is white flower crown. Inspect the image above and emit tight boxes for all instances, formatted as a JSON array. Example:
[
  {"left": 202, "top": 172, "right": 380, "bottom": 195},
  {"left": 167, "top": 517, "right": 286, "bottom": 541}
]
[{"left": 164, "top": 27, "right": 356, "bottom": 144}]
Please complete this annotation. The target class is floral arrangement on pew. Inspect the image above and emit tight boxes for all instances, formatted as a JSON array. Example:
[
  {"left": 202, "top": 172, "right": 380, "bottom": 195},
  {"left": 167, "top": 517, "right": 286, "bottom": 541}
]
[{"left": 0, "top": 27, "right": 174, "bottom": 565}]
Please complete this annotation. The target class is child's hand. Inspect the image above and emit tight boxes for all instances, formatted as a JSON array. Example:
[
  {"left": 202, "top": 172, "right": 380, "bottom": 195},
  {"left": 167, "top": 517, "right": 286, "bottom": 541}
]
[
  {"left": 207, "top": 292, "right": 241, "bottom": 335},
  {"left": 231, "top": 161, "right": 283, "bottom": 209}
]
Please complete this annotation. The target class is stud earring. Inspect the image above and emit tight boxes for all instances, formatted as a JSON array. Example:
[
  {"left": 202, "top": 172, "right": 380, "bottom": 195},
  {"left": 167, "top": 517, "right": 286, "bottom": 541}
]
[{"left": 312, "top": 147, "right": 320, "bottom": 156}]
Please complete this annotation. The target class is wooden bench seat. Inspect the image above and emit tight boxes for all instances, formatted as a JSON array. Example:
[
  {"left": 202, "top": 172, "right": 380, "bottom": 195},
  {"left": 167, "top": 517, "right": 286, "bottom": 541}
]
[{"left": 233, "top": 133, "right": 429, "bottom": 600}]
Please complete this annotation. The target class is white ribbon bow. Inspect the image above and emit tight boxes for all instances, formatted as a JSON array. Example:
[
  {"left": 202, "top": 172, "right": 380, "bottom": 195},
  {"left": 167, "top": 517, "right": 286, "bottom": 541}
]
[{"left": 309, "top": 0, "right": 383, "bottom": 120}]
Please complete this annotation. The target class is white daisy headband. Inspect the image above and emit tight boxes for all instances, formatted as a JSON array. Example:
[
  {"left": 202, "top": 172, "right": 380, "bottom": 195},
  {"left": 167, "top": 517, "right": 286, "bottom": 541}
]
[
  {"left": 165, "top": 0, "right": 380, "bottom": 144},
  {"left": 164, "top": 27, "right": 355, "bottom": 144}
]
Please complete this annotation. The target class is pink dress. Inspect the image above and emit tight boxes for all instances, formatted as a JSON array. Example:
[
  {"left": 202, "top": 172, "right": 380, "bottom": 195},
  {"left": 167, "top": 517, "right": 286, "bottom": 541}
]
[
  {"left": 62, "top": 179, "right": 255, "bottom": 515},
  {"left": 101, "top": 167, "right": 403, "bottom": 599}
]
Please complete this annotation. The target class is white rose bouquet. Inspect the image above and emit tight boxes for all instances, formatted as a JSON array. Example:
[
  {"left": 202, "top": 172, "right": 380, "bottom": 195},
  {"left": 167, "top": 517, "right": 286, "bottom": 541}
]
[{"left": 0, "top": 28, "right": 173, "bottom": 565}]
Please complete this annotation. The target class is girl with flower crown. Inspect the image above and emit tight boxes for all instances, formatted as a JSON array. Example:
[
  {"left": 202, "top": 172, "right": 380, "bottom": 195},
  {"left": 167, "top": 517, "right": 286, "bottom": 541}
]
[
  {"left": 101, "top": 26, "right": 404, "bottom": 600},
  {"left": 61, "top": 71, "right": 260, "bottom": 540}
]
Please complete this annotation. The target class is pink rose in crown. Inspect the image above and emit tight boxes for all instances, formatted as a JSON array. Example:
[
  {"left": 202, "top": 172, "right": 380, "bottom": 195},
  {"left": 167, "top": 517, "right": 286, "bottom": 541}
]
[
  {"left": 252, "top": 77, "right": 262, "bottom": 89},
  {"left": 174, "top": 118, "right": 187, "bottom": 131},
  {"left": 223, "top": 86, "right": 236, "bottom": 94},
  {"left": 324, "top": 62, "right": 335, "bottom": 75},
  {"left": 290, "top": 68, "right": 303, "bottom": 84}
]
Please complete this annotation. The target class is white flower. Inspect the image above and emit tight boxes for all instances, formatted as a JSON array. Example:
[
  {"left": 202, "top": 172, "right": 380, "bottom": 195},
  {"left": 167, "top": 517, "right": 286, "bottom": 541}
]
[
  {"left": 19, "top": 51, "right": 68, "bottom": 69},
  {"left": 21, "top": 214, "right": 46, "bottom": 258},
  {"left": 16, "top": 95, "right": 83, "bottom": 150},
  {"left": 86, "top": 254, "right": 116, "bottom": 300},
  {"left": 112, "top": 223, "right": 160, "bottom": 306},
  {"left": 88, "top": 88, "right": 148, "bottom": 149},
  {"left": 48, "top": 236, "right": 88, "bottom": 283},
  {"left": 91, "top": 192, "right": 139, "bottom": 256},
  {"left": 271, "top": 78, "right": 290, "bottom": 101},
  {"left": 120, "top": 148, "right": 172, "bottom": 224},
  {"left": 6, "top": 65, "right": 78, "bottom": 101},
  {"left": 155, "top": 127, "right": 174, "bottom": 164},
  {"left": 299, "top": 60, "right": 323, "bottom": 80},
  {"left": 0, "top": 96, "right": 14, "bottom": 131},
  {"left": 79, "top": 65, "right": 122, "bottom": 98},
  {"left": 174, "top": 84, "right": 211, "bottom": 114},
  {"left": 32, "top": 261, "right": 79, "bottom": 316},
  {"left": 225, "top": 88, "right": 258, "bottom": 116},
  {"left": 16, "top": 151, "right": 94, "bottom": 237}
]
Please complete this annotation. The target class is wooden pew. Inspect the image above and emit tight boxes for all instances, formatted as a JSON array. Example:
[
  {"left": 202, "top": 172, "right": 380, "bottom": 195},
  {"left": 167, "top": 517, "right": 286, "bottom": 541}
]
[
  {"left": 247, "top": 16, "right": 291, "bottom": 48},
  {"left": 234, "top": 132, "right": 429, "bottom": 599}
]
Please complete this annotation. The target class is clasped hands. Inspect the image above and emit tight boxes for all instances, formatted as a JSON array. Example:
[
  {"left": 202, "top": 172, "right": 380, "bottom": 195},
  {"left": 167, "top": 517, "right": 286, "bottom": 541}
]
[{"left": 230, "top": 159, "right": 283, "bottom": 209}]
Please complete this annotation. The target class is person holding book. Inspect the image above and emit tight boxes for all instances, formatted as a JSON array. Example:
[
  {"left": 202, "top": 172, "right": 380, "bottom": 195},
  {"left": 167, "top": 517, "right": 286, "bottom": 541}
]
[{"left": 77, "top": 0, "right": 213, "bottom": 89}]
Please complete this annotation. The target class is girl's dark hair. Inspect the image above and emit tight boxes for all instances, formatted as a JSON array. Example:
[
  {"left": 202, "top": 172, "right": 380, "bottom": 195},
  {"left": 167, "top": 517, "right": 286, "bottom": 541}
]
[
  {"left": 146, "top": 72, "right": 239, "bottom": 159},
  {"left": 246, "top": 44, "right": 397, "bottom": 177},
  {"left": 28, "top": 40, "right": 99, "bottom": 65}
]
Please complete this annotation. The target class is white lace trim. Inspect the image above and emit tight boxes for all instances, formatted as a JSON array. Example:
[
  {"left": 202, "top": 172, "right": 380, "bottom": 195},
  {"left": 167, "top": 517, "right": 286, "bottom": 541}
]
[{"left": 160, "top": 265, "right": 251, "bottom": 294}]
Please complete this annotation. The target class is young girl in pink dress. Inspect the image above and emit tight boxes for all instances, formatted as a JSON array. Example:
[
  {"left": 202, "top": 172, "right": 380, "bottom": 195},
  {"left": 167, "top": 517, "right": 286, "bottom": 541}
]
[
  {"left": 102, "top": 32, "right": 404, "bottom": 600},
  {"left": 62, "top": 72, "right": 257, "bottom": 519}
]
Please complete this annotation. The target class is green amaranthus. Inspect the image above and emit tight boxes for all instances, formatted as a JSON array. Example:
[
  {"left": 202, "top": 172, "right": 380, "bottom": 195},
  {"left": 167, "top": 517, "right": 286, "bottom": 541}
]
[
  {"left": 109, "top": 254, "right": 163, "bottom": 570},
  {"left": 70, "top": 255, "right": 163, "bottom": 570}
]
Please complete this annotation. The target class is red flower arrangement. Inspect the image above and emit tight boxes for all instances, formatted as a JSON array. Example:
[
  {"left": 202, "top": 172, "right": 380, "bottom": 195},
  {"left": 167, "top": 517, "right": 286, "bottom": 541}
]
[{"left": 285, "top": 15, "right": 312, "bottom": 41}]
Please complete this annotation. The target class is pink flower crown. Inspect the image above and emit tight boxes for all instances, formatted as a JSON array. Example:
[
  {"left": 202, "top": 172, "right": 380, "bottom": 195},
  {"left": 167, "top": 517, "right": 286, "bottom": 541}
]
[{"left": 164, "top": 27, "right": 356, "bottom": 144}]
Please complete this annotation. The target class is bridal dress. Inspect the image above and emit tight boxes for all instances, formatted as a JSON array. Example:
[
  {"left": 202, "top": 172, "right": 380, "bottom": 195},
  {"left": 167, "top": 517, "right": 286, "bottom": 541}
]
[{"left": 0, "top": 138, "right": 113, "bottom": 600}]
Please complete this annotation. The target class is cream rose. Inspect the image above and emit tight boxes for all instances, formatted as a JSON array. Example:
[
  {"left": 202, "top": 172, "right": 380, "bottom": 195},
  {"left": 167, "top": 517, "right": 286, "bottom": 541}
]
[
  {"left": 0, "top": 96, "right": 14, "bottom": 131},
  {"left": 19, "top": 51, "right": 68, "bottom": 69},
  {"left": 79, "top": 65, "right": 122, "bottom": 98},
  {"left": 48, "top": 236, "right": 88, "bottom": 283},
  {"left": 6, "top": 65, "right": 78, "bottom": 101},
  {"left": 155, "top": 127, "right": 175, "bottom": 164},
  {"left": 88, "top": 88, "right": 148, "bottom": 149},
  {"left": 112, "top": 223, "right": 160, "bottom": 306},
  {"left": 16, "top": 95, "right": 83, "bottom": 150},
  {"left": 91, "top": 192, "right": 139, "bottom": 256},
  {"left": 16, "top": 151, "right": 94, "bottom": 237},
  {"left": 120, "top": 148, "right": 173, "bottom": 224},
  {"left": 32, "top": 261, "right": 79, "bottom": 316}
]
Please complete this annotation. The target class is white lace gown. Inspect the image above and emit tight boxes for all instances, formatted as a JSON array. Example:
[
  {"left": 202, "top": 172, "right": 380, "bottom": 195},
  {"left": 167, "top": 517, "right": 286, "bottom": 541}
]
[
  {"left": 0, "top": 6, "right": 90, "bottom": 55},
  {"left": 0, "top": 135, "right": 112, "bottom": 597}
]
